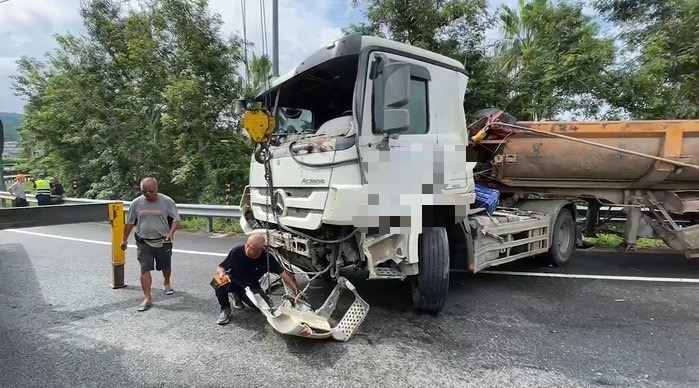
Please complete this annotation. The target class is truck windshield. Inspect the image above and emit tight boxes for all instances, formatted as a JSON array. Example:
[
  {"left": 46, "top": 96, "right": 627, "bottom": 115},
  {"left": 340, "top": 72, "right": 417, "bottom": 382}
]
[
  {"left": 258, "top": 54, "right": 359, "bottom": 138},
  {"left": 275, "top": 107, "right": 314, "bottom": 135}
]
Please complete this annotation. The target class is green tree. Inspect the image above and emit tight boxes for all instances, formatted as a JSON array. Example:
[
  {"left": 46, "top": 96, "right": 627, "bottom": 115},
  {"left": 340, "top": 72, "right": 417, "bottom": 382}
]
[
  {"left": 493, "top": 0, "right": 616, "bottom": 120},
  {"left": 494, "top": 0, "right": 539, "bottom": 76},
  {"left": 346, "top": 0, "right": 615, "bottom": 121},
  {"left": 0, "top": 113, "right": 23, "bottom": 142},
  {"left": 11, "top": 0, "right": 252, "bottom": 203},
  {"left": 341, "top": 22, "right": 385, "bottom": 37},
  {"left": 348, "top": 0, "right": 490, "bottom": 58},
  {"left": 594, "top": 0, "right": 699, "bottom": 119},
  {"left": 243, "top": 53, "right": 273, "bottom": 97},
  {"left": 346, "top": 0, "right": 511, "bottom": 117}
]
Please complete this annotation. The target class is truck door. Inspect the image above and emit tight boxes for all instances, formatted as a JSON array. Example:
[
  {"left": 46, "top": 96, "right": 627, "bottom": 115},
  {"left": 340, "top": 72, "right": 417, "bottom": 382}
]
[{"left": 354, "top": 50, "right": 447, "bottom": 235}]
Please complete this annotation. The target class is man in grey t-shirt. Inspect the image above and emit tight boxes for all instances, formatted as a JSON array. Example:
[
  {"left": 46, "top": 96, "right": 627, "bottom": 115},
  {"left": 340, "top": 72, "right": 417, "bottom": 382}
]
[
  {"left": 8, "top": 174, "right": 28, "bottom": 207},
  {"left": 121, "top": 177, "right": 181, "bottom": 311}
]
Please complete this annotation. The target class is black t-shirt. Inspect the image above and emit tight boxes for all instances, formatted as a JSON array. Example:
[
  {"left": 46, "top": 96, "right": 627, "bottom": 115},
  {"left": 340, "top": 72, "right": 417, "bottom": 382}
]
[
  {"left": 51, "top": 183, "right": 65, "bottom": 196},
  {"left": 219, "top": 245, "right": 284, "bottom": 288}
]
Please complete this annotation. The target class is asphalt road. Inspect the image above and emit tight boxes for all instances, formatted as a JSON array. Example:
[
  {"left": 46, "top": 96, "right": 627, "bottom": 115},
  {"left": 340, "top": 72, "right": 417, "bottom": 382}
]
[{"left": 1, "top": 222, "right": 698, "bottom": 388}]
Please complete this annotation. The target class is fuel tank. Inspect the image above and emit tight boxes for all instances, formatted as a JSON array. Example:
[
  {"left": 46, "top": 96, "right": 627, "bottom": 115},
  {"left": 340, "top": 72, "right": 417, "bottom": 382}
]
[{"left": 478, "top": 120, "right": 699, "bottom": 192}]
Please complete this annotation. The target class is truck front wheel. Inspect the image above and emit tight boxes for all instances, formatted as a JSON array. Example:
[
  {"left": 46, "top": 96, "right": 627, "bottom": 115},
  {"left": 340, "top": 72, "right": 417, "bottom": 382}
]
[
  {"left": 543, "top": 208, "right": 576, "bottom": 266},
  {"left": 411, "top": 227, "right": 450, "bottom": 314}
]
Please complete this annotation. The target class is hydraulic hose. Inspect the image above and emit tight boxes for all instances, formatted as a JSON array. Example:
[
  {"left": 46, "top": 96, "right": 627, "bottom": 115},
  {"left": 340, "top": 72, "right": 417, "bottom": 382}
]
[
  {"left": 277, "top": 221, "right": 360, "bottom": 244},
  {"left": 288, "top": 141, "right": 358, "bottom": 168}
]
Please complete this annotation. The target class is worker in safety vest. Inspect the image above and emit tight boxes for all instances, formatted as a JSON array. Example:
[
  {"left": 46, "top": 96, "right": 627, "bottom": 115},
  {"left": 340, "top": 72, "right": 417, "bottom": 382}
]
[{"left": 34, "top": 173, "right": 53, "bottom": 206}]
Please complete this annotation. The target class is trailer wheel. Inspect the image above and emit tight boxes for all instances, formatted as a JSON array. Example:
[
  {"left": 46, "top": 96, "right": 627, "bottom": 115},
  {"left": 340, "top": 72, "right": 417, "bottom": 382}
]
[
  {"left": 543, "top": 208, "right": 575, "bottom": 266},
  {"left": 411, "top": 227, "right": 450, "bottom": 314}
]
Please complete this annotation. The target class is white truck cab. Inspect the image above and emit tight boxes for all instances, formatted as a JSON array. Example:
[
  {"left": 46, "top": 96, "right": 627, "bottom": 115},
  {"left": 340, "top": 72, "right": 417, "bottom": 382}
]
[{"left": 239, "top": 34, "right": 577, "bottom": 313}]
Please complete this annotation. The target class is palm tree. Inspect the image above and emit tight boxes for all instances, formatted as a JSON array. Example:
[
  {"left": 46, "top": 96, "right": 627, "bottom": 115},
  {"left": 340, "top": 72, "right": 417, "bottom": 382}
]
[
  {"left": 494, "top": 0, "right": 547, "bottom": 76},
  {"left": 245, "top": 53, "right": 273, "bottom": 97},
  {"left": 493, "top": 0, "right": 553, "bottom": 120}
]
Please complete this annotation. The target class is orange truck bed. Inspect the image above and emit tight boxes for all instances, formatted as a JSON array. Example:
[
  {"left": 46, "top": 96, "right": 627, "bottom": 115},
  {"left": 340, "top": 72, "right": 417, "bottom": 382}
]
[{"left": 480, "top": 120, "right": 699, "bottom": 192}]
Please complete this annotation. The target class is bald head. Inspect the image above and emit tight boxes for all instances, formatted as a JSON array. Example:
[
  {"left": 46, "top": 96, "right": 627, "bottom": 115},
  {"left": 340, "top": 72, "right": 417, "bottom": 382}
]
[
  {"left": 140, "top": 177, "right": 159, "bottom": 201},
  {"left": 244, "top": 233, "right": 266, "bottom": 258},
  {"left": 249, "top": 233, "right": 266, "bottom": 248},
  {"left": 141, "top": 177, "right": 158, "bottom": 187}
]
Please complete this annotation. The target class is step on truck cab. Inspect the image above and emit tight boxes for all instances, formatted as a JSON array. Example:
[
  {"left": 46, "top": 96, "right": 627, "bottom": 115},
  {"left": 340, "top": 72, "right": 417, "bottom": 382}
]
[{"left": 238, "top": 34, "right": 578, "bottom": 314}]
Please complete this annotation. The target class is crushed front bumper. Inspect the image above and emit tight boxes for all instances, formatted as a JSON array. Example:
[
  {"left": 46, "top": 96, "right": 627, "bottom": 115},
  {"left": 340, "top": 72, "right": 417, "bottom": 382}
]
[{"left": 246, "top": 276, "right": 370, "bottom": 341}]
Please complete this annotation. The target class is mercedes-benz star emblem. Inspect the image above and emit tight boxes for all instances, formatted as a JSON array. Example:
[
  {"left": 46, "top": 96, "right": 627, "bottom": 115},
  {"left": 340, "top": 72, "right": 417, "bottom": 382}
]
[{"left": 272, "top": 189, "right": 286, "bottom": 217}]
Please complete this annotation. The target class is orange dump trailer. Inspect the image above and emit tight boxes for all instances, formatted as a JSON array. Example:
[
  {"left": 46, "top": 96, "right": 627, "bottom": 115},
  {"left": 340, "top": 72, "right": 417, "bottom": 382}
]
[{"left": 470, "top": 117, "right": 699, "bottom": 258}]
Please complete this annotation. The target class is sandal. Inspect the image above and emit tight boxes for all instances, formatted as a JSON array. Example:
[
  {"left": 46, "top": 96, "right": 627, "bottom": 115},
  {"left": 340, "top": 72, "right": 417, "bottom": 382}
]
[
  {"left": 137, "top": 300, "right": 152, "bottom": 312},
  {"left": 164, "top": 286, "right": 174, "bottom": 295}
]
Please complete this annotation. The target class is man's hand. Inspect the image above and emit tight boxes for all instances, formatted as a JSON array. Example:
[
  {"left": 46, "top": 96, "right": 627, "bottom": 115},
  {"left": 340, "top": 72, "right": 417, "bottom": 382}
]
[
  {"left": 120, "top": 240, "right": 128, "bottom": 251},
  {"left": 165, "top": 233, "right": 173, "bottom": 242},
  {"left": 280, "top": 271, "right": 300, "bottom": 296},
  {"left": 215, "top": 266, "right": 228, "bottom": 281}
]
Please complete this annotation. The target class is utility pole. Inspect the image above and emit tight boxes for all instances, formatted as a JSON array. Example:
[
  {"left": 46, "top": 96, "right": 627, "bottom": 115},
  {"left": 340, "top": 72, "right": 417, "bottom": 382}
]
[{"left": 272, "top": 0, "right": 279, "bottom": 78}]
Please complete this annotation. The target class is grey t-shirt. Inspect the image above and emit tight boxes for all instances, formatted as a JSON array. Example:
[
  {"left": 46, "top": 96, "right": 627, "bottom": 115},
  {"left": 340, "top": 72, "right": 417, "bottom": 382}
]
[
  {"left": 8, "top": 182, "right": 26, "bottom": 199},
  {"left": 126, "top": 193, "right": 180, "bottom": 244}
]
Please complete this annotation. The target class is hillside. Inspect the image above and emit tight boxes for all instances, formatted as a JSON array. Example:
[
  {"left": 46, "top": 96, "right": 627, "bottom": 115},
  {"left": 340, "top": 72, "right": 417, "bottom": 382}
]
[{"left": 1, "top": 112, "right": 23, "bottom": 142}]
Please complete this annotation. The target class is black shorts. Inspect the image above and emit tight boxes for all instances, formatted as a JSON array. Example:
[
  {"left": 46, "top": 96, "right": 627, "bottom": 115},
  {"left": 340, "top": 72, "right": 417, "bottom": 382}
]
[
  {"left": 136, "top": 241, "right": 173, "bottom": 273},
  {"left": 13, "top": 197, "right": 29, "bottom": 207}
]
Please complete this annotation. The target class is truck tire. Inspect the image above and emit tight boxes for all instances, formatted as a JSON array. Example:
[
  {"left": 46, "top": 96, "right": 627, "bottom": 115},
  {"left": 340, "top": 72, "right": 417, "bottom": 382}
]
[
  {"left": 543, "top": 208, "right": 576, "bottom": 266},
  {"left": 411, "top": 227, "right": 450, "bottom": 314}
]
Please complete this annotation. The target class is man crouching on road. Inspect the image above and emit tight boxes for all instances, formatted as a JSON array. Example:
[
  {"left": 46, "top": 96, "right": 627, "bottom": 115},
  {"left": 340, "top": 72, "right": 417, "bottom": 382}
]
[
  {"left": 214, "top": 233, "right": 300, "bottom": 325},
  {"left": 121, "top": 177, "right": 181, "bottom": 312}
]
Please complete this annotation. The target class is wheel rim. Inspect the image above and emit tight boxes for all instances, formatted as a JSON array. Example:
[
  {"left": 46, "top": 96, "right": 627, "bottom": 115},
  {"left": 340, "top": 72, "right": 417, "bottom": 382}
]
[{"left": 557, "top": 220, "right": 572, "bottom": 254}]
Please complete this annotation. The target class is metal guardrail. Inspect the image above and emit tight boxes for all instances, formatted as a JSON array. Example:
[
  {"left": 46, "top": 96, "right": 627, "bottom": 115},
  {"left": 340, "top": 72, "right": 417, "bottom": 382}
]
[
  {"left": 1, "top": 189, "right": 649, "bottom": 233},
  {"left": 4, "top": 174, "right": 33, "bottom": 184},
  {"left": 0, "top": 191, "right": 241, "bottom": 232}
]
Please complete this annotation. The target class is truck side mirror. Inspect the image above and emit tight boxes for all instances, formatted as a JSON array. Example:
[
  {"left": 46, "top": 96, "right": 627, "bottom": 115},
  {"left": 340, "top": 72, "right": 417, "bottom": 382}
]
[
  {"left": 373, "top": 58, "right": 411, "bottom": 135},
  {"left": 233, "top": 98, "right": 247, "bottom": 115}
]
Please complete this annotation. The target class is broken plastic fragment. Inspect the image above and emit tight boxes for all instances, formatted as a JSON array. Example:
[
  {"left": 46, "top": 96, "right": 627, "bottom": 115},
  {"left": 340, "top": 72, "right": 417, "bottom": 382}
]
[{"left": 245, "top": 276, "right": 370, "bottom": 341}]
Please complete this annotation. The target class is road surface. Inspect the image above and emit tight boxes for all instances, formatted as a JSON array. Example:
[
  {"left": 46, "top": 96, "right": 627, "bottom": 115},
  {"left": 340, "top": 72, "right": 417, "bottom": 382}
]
[{"left": 1, "top": 223, "right": 698, "bottom": 388}]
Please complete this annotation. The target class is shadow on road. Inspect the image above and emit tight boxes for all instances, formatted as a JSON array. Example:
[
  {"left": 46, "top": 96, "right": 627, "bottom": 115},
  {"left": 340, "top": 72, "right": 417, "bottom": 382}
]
[
  {"left": 0, "top": 243, "right": 140, "bottom": 388},
  {"left": 4, "top": 238, "right": 697, "bottom": 387},
  {"left": 494, "top": 248, "right": 699, "bottom": 278}
]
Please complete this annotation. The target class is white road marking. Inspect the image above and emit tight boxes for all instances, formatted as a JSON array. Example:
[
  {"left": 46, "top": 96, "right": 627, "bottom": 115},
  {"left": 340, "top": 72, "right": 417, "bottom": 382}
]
[
  {"left": 3, "top": 229, "right": 228, "bottom": 257},
  {"left": 6, "top": 229, "right": 699, "bottom": 283},
  {"left": 480, "top": 270, "right": 699, "bottom": 284}
]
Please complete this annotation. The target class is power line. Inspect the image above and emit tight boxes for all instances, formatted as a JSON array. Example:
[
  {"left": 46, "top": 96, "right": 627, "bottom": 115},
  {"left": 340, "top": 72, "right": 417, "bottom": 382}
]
[
  {"left": 259, "top": 0, "right": 269, "bottom": 92},
  {"left": 240, "top": 0, "right": 249, "bottom": 88},
  {"left": 260, "top": 0, "right": 268, "bottom": 58}
]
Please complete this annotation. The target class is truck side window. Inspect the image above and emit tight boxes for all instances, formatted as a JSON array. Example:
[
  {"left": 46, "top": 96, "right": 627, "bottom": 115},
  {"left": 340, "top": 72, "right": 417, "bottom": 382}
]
[
  {"left": 371, "top": 76, "right": 430, "bottom": 135},
  {"left": 405, "top": 77, "right": 429, "bottom": 135}
]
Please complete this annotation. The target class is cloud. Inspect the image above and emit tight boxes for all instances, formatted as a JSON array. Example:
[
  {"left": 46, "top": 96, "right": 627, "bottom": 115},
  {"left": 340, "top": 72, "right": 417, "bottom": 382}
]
[
  {"left": 209, "top": 0, "right": 355, "bottom": 80},
  {"left": 0, "top": 0, "right": 616, "bottom": 114},
  {"left": 0, "top": 0, "right": 84, "bottom": 113},
  {"left": 0, "top": 0, "right": 355, "bottom": 113}
]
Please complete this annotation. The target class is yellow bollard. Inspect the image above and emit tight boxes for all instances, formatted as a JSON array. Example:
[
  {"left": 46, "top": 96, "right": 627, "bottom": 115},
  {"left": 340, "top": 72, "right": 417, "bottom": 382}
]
[{"left": 109, "top": 202, "right": 127, "bottom": 289}]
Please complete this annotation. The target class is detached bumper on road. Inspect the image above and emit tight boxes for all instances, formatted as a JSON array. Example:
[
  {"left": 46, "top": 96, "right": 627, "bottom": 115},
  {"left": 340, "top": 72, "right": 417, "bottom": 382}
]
[{"left": 245, "top": 276, "right": 370, "bottom": 341}]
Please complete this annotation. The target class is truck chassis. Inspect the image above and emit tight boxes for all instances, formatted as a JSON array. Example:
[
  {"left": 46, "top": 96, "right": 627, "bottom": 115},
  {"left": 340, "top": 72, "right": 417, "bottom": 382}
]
[{"left": 240, "top": 188, "right": 579, "bottom": 315}]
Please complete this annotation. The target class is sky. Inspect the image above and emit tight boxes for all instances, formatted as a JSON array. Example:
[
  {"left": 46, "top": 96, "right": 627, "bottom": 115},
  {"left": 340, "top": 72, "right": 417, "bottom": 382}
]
[{"left": 0, "top": 0, "right": 606, "bottom": 114}]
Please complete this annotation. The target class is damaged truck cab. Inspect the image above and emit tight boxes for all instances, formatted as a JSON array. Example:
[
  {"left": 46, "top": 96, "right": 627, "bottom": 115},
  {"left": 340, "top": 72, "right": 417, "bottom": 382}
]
[{"left": 238, "top": 34, "right": 578, "bottom": 314}]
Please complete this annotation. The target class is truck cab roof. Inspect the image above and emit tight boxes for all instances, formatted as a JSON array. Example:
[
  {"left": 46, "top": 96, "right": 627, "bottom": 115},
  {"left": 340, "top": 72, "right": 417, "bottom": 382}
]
[{"left": 255, "top": 34, "right": 467, "bottom": 99}]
